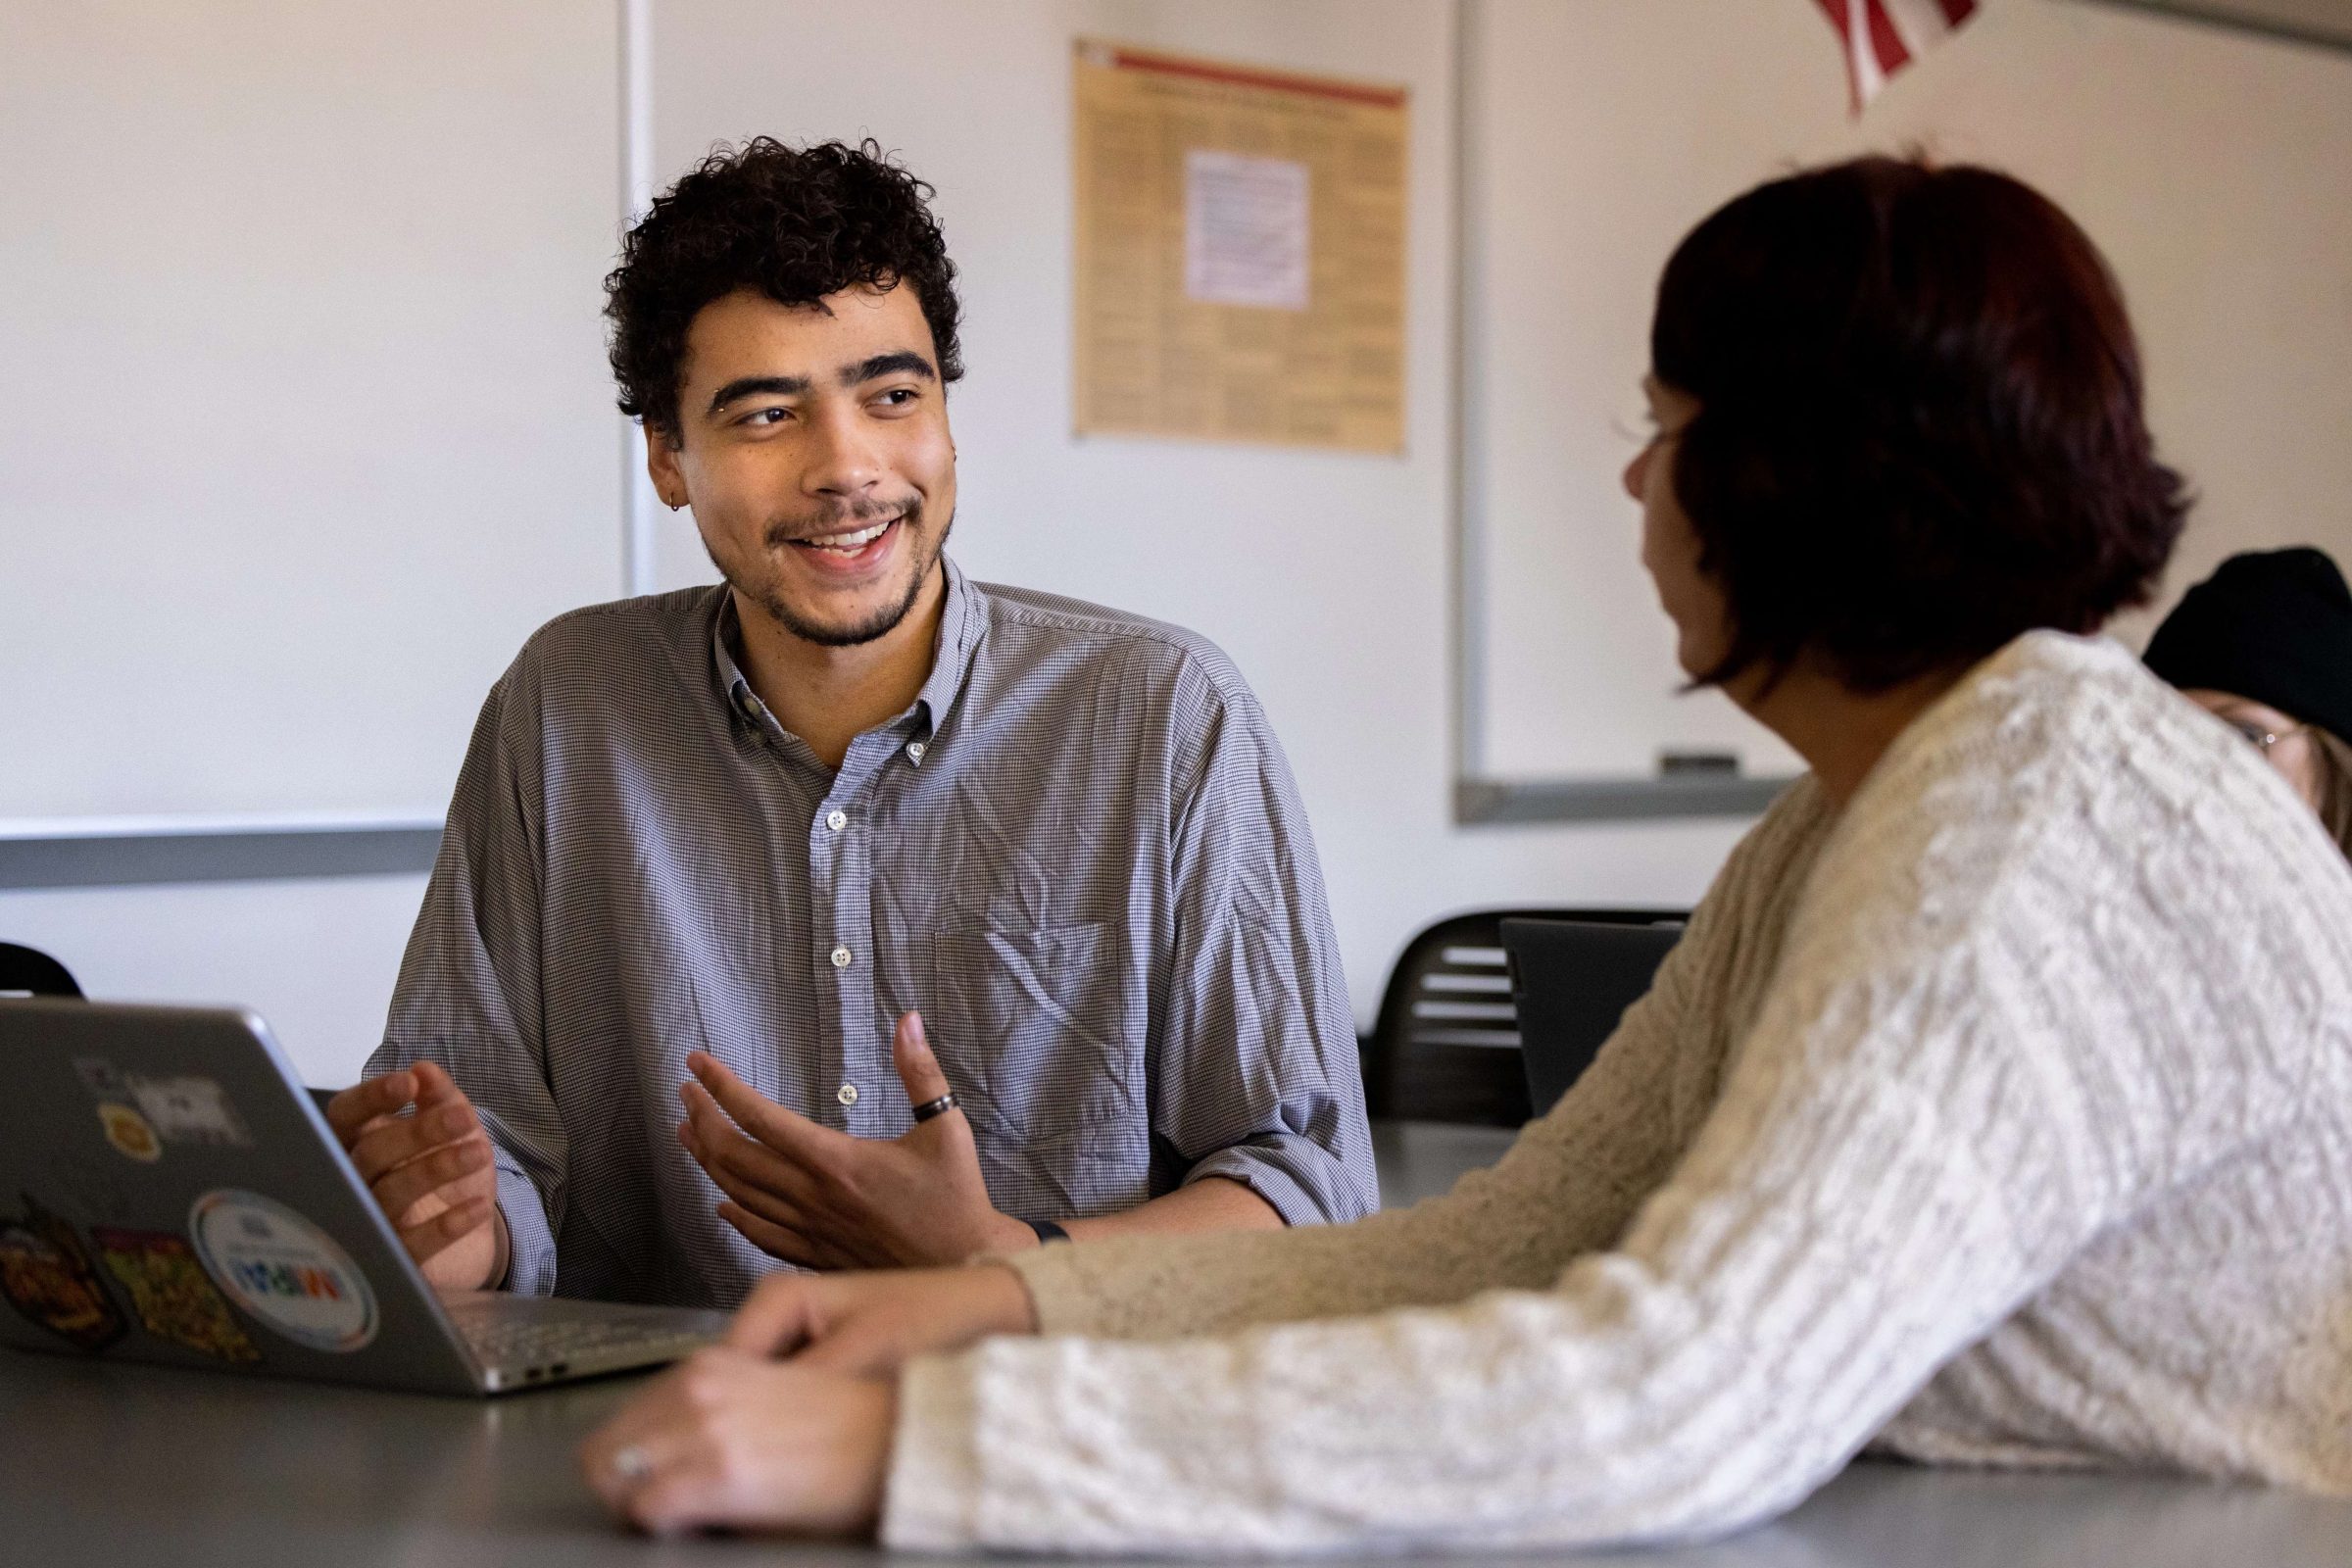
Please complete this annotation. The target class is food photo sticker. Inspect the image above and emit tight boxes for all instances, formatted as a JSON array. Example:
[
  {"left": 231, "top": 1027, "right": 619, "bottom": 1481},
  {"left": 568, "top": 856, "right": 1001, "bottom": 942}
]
[
  {"left": 97, "top": 1102, "right": 163, "bottom": 1164},
  {"left": 92, "top": 1226, "right": 263, "bottom": 1364},
  {"left": 189, "top": 1191, "right": 378, "bottom": 1353},
  {"left": 127, "top": 1074, "right": 253, "bottom": 1149},
  {"left": 0, "top": 1196, "right": 127, "bottom": 1352}
]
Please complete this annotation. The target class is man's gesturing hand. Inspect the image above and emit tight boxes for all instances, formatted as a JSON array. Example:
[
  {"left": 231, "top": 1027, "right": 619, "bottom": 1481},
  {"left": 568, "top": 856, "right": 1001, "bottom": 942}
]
[
  {"left": 678, "top": 1011, "right": 1033, "bottom": 1269},
  {"left": 325, "top": 1061, "right": 504, "bottom": 1292}
]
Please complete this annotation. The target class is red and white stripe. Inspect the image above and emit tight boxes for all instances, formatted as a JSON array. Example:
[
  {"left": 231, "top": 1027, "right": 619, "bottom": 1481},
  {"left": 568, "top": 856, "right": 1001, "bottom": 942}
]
[{"left": 1813, "top": 0, "right": 1980, "bottom": 112}]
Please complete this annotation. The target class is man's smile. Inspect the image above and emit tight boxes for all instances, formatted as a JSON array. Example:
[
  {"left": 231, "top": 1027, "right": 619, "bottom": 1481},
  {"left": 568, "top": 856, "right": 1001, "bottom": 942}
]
[
  {"left": 792, "top": 514, "right": 900, "bottom": 555},
  {"left": 802, "top": 516, "right": 893, "bottom": 551}
]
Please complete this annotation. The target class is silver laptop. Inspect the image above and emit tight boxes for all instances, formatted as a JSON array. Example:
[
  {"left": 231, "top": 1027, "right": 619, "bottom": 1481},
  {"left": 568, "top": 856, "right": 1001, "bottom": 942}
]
[{"left": 0, "top": 998, "right": 726, "bottom": 1396}]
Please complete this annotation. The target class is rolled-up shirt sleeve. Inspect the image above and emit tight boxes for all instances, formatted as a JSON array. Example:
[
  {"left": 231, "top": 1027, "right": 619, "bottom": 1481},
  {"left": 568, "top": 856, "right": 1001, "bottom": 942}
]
[
  {"left": 1152, "top": 657, "right": 1377, "bottom": 1225},
  {"left": 365, "top": 659, "right": 569, "bottom": 1296}
]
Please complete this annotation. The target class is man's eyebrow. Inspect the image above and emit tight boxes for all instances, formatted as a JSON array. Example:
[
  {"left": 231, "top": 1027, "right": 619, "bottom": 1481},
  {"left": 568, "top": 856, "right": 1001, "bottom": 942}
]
[
  {"left": 840, "top": 351, "right": 937, "bottom": 387},
  {"left": 708, "top": 374, "right": 810, "bottom": 416}
]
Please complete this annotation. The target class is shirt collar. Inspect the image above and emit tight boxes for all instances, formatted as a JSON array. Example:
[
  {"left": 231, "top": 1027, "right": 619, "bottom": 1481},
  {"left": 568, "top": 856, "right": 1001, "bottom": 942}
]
[
  {"left": 912, "top": 556, "right": 982, "bottom": 736},
  {"left": 707, "top": 555, "right": 984, "bottom": 741}
]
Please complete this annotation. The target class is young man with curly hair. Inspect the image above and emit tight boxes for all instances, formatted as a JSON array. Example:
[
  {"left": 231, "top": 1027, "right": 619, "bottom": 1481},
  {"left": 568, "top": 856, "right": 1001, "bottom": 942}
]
[{"left": 325, "top": 139, "right": 1376, "bottom": 1308}]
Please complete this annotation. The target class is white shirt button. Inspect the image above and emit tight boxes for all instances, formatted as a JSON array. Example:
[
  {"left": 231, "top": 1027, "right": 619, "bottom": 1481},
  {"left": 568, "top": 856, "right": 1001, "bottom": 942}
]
[
  {"left": 825, "top": 809, "right": 848, "bottom": 832},
  {"left": 829, "top": 946, "right": 853, "bottom": 969},
  {"left": 906, "top": 740, "right": 927, "bottom": 762},
  {"left": 836, "top": 1082, "right": 858, "bottom": 1107}
]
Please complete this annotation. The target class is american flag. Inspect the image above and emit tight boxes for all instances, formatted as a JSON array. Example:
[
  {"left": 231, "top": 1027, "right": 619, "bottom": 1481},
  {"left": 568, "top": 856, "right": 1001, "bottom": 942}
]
[{"left": 1814, "top": 0, "right": 1981, "bottom": 113}]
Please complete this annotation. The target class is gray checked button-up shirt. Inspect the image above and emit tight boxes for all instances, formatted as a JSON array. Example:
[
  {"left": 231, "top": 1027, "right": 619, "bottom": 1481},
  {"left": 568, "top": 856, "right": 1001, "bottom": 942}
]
[{"left": 368, "top": 560, "right": 1376, "bottom": 1307}]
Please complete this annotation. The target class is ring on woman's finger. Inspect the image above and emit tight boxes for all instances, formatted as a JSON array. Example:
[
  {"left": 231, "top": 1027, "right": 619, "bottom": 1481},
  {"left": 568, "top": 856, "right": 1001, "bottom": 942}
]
[{"left": 611, "top": 1445, "right": 655, "bottom": 1485}]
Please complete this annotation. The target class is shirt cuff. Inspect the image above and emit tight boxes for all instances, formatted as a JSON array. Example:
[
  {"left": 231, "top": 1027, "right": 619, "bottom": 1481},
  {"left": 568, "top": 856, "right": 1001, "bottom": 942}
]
[
  {"left": 492, "top": 1160, "right": 559, "bottom": 1297},
  {"left": 1184, "top": 1135, "right": 1376, "bottom": 1227},
  {"left": 879, "top": 1350, "right": 986, "bottom": 1551}
]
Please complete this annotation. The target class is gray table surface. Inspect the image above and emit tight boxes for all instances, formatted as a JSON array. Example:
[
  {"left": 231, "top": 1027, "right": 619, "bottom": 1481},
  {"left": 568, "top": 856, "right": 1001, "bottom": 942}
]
[{"left": 7, "top": 1122, "right": 2349, "bottom": 1566}]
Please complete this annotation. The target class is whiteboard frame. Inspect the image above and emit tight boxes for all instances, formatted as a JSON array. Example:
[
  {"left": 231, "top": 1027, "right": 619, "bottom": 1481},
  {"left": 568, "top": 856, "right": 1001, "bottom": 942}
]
[{"left": 0, "top": 817, "right": 441, "bottom": 889}]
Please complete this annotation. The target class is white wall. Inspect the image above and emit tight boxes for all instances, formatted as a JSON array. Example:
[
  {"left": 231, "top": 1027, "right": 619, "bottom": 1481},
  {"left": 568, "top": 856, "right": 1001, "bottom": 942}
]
[
  {"left": 12, "top": 1, "right": 2345, "bottom": 1090},
  {"left": 0, "top": 877, "right": 426, "bottom": 1083}
]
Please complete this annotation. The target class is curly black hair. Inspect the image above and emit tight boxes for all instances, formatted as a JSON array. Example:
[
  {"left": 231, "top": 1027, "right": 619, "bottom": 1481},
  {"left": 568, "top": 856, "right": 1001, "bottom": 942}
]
[
  {"left": 605, "top": 137, "right": 963, "bottom": 442},
  {"left": 1652, "top": 155, "right": 2188, "bottom": 694}
]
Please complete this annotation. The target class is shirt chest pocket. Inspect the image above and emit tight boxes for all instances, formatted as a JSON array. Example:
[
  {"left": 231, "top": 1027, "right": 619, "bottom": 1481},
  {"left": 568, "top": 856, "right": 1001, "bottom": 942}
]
[{"left": 928, "top": 920, "right": 1140, "bottom": 1144}]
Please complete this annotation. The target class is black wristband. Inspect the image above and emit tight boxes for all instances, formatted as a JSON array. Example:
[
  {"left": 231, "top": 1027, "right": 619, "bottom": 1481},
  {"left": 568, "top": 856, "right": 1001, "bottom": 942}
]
[{"left": 1027, "top": 1218, "right": 1071, "bottom": 1246}]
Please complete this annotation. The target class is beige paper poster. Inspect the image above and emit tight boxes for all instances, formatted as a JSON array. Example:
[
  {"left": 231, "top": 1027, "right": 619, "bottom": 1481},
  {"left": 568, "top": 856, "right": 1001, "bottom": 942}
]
[{"left": 1072, "top": 40, "right": 1409, "bottom": 453}]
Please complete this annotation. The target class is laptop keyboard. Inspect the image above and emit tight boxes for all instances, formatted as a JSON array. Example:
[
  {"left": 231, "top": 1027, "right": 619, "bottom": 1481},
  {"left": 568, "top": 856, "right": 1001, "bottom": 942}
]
[{"left": 456, "top": 1312, "right": 706, "bottom": 1370}]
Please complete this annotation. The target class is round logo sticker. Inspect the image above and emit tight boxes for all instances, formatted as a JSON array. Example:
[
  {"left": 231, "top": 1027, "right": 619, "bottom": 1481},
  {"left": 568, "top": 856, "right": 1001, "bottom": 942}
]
[
  {"left": 189, "top": 1191, "right": 378, "bottom": 1352},
  {"left": 98, "top": 1102, "right": 162, "bottom": 1163}
]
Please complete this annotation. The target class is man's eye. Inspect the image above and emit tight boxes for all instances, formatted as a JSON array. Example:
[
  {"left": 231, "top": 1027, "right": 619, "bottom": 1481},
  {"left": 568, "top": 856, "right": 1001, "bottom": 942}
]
[
  {"left": 876, "top": 388, "right": 918, "bottom": 407},
  {"left": 743, "top": 407, "right": 789, "bottom": 425}
]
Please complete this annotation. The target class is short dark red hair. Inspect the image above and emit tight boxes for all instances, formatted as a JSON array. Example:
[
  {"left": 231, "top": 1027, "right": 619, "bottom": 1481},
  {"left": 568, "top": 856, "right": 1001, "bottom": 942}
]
[{"left": 1652, "top": 155, "right": 2188, "bottom": 692}]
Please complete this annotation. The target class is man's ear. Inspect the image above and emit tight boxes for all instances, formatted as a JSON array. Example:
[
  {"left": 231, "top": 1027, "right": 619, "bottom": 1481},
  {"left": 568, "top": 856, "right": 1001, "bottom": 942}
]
[{"left": 645, "top": 422, "right": 687, "bottom": 510}]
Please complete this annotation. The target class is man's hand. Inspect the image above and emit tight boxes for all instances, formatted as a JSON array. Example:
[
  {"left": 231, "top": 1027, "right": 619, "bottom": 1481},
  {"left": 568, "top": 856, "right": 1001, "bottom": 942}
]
[
  {"left": 580, "top": 1347, "right": 895, "bottom": 1539},
  {"left": 727, "top": 1262, "right": 1037, "bottom": 1377},
  {"left": 324, "top": 1061, "right": 504, "bottom": 1292},
  {"left": 677, "top": 1011, "right": 1033, "bottom": 1269}
]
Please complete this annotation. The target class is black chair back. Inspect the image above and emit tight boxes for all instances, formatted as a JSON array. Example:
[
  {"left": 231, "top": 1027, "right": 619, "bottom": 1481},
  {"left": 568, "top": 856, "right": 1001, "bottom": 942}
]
[
  {"left": 1365, "top": 907, "right": 1686, "bottom": 1125},
  {"left": 0, "top": 943, "right": 83, "bottom": 1000}
]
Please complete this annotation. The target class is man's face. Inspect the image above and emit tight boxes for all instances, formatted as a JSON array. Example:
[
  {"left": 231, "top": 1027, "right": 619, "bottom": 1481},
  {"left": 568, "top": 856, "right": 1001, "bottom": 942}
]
[{"left": 652, "top": 283, "right": 956, "bottom": 647}]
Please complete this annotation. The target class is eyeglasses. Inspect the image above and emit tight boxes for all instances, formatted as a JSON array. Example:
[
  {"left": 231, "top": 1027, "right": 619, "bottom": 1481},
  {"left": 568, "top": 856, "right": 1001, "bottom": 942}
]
[{"left": 2223, "top": 715, "right": 2306, "bottom": 755}]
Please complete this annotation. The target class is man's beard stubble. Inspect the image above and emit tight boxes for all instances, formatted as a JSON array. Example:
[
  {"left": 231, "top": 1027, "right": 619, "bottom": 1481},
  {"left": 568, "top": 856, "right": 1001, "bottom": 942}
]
[{"left": 713, "top": 494, "right": 954, "bottom": 649}]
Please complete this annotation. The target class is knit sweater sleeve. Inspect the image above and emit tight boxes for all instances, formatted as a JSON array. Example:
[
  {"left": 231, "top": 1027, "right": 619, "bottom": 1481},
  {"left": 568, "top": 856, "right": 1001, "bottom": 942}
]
[
  {"left": 993, "top": 790, "right": 1818, "bottom": 1344},
  {"left": 883, "top": 849, "right": 2220, "bottom": 1553}
]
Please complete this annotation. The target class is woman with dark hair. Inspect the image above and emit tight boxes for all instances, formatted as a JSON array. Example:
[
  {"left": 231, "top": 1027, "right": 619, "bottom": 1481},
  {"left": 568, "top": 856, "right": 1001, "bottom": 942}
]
[
  {"left": 2144, "top": 547, "right": 2352, "bottom": 858},
  {"left": 579, "top": 157, "right": 2352, "bottom": 1550}
]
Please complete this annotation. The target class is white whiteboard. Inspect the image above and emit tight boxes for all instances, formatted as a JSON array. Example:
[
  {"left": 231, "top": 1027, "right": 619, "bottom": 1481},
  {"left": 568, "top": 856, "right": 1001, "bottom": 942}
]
[
  {"left": 1462, "top": 0, "right": 2352, "bottom": 783},
  {"left": 0, "top": 1, "right": 625, "bottom": 823}
]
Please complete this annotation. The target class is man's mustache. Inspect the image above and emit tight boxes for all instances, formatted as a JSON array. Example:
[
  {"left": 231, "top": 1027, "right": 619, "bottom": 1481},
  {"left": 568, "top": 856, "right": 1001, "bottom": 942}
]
[{"left": 763, "top": 495, "right": 919, "bottom": 548}]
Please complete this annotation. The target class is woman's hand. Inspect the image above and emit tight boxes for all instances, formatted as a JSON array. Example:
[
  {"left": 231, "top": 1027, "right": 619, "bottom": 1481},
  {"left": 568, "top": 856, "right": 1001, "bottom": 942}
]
[
  {"left": 728, "top": 1261, "right": 1038, "bottom": 1375},
  {"left": 580, "top": 1264, "right": 1036, "bottom": 1536},
  {"left": 581, "top": 1348, "right": 894, "bottom": 1538}
]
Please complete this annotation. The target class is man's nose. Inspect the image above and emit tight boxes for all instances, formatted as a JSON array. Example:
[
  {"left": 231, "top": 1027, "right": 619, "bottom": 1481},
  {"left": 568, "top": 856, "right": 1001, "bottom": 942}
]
[{"left": 803, "top": 405, "right": 883, "bottom": 498}]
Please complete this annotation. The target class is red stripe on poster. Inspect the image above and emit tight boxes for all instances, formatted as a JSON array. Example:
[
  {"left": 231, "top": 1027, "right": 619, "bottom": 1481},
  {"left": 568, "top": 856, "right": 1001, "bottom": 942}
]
[{"left": 1107, "top": 48, "right": 1407, "bottom": 110}]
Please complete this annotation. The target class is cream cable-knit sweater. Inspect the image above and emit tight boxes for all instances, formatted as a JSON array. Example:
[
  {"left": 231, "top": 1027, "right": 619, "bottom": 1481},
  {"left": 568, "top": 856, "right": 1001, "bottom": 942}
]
[{"left": 885, "top": 632, "right": 2352, "bottom": 1555}]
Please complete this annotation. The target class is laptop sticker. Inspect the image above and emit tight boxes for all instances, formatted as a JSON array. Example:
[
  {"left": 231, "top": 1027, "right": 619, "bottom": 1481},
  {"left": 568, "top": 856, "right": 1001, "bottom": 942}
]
[
  {"left": 0, "top": 1196, "right": 128, "bottom": 1352},
  {"left": 127, "top": 1075, "right": 253, "bottom": 1149},
  {"left": 74, "top": 1055, "right": 129, "bottom": 1098},
  {"left": 189, "top": 1191, "right": 378, "bottom": 1353},
  {"left": 92, "top": 1227, "right": 264, "bottom": 1364},
  {"left": 97, "top": 1102, "right": 163, "bottom": 1164}
]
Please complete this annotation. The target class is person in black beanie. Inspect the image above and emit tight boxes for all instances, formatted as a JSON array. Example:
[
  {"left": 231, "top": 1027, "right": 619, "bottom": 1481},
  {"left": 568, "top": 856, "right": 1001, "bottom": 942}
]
[{"left": 2144, "top": 546, "right": 2352, "bottom": 857}]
